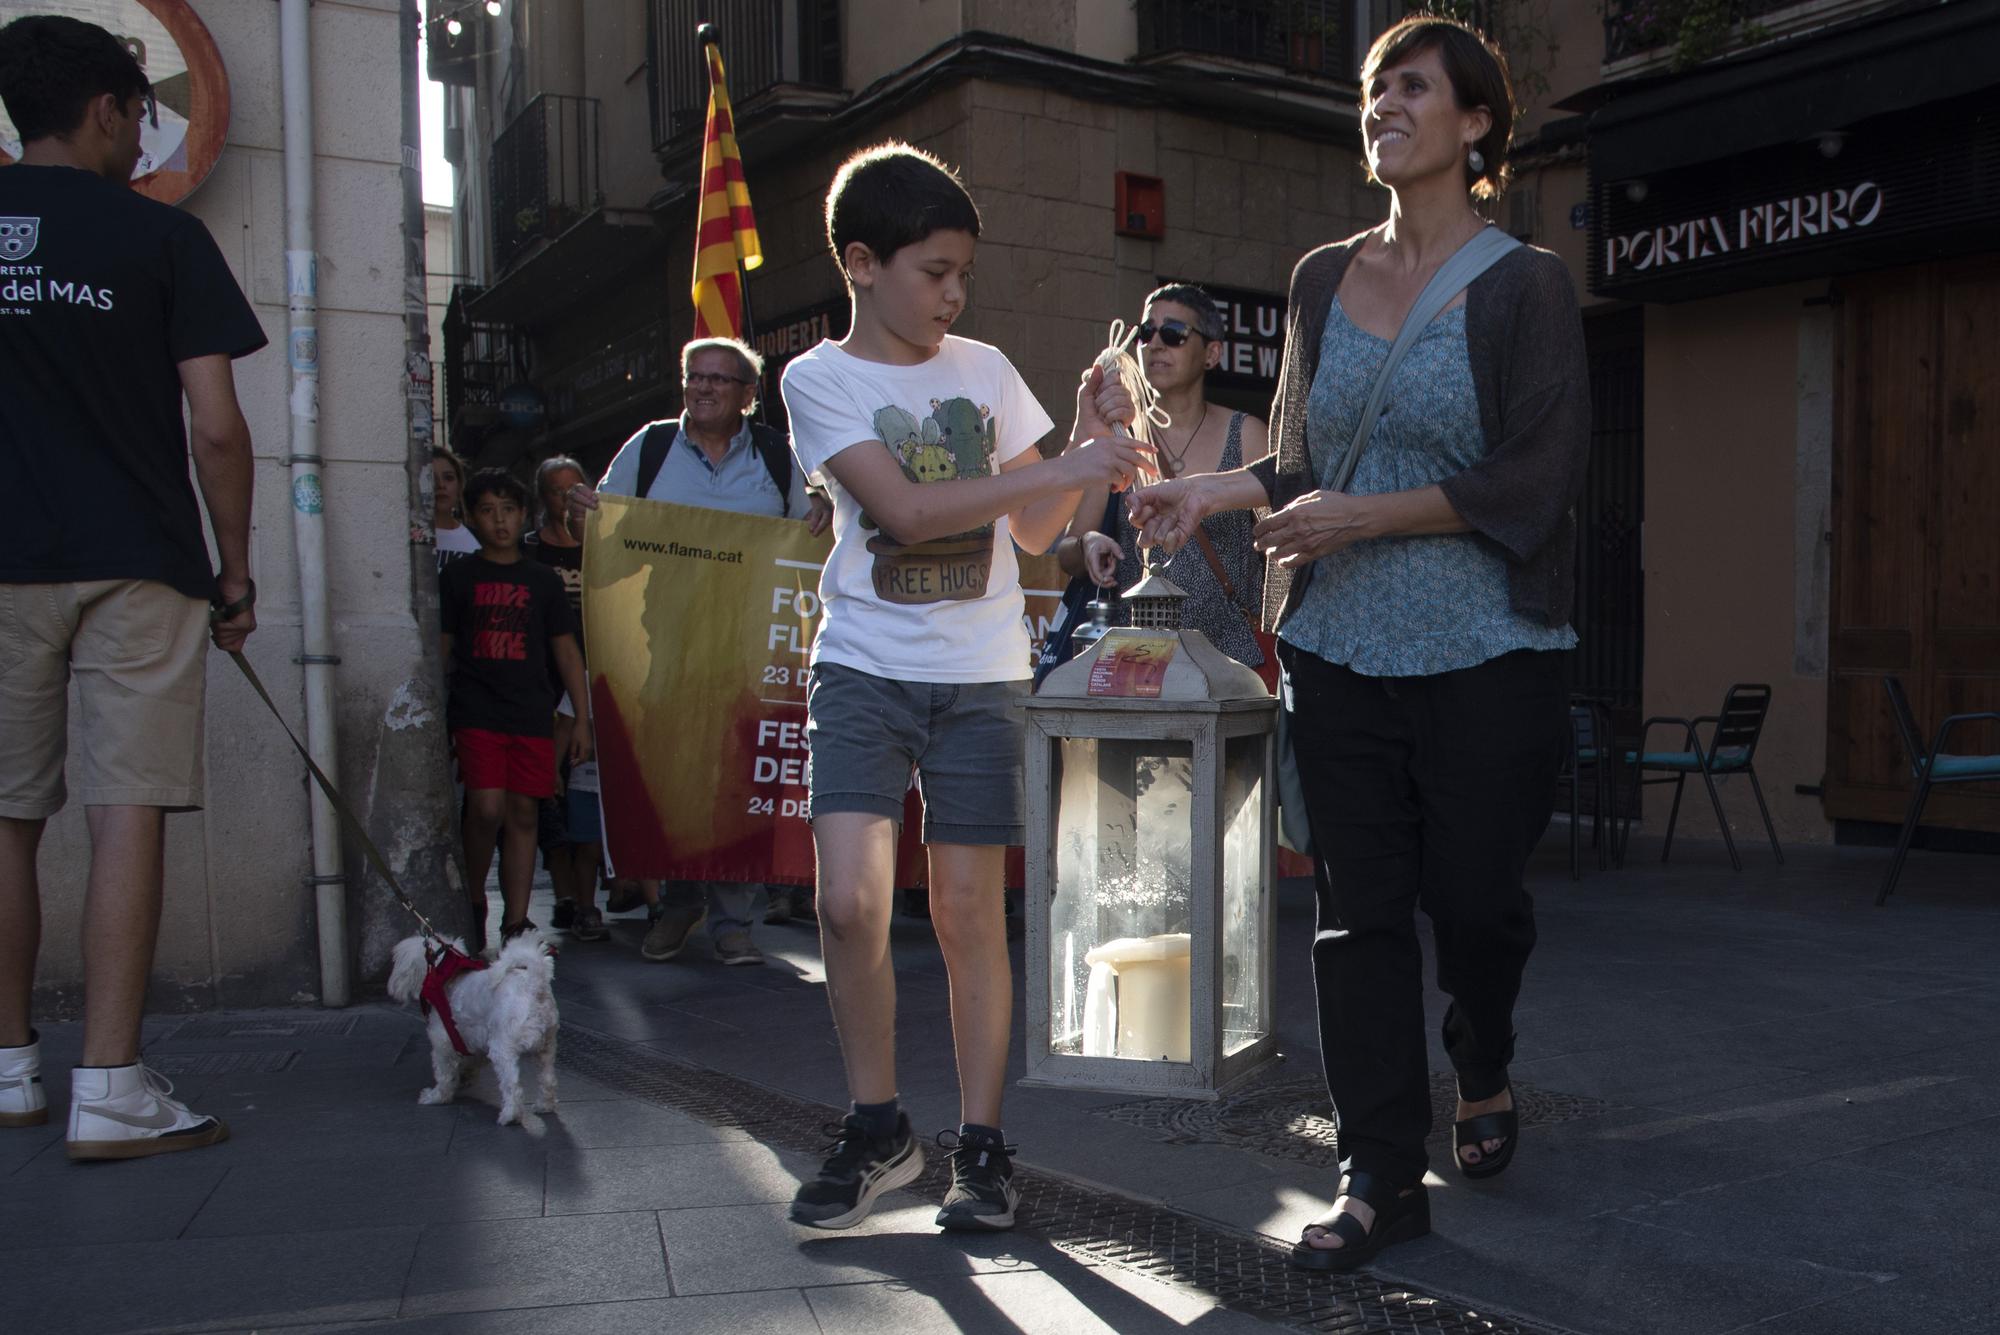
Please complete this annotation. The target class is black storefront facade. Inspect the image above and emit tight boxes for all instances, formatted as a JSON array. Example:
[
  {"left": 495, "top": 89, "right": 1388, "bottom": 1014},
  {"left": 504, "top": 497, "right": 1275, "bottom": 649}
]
[{"left": 1574, "top": 0, "right": 2000, "bottom": 844}]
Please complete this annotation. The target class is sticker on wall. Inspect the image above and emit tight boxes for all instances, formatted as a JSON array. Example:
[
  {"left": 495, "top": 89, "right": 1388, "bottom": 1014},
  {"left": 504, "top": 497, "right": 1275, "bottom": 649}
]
[
  {"left": 0, "top": 0, "right": 232, "bottom": 206},
  {"left": 287, "top": 327, "right": 318, "bottom": 372},
  {"left": 285, "top": 250, "right": 318, "bottom": 301},
  {"left": 292, "top": 474, "right": 323, "bottom": 516}
]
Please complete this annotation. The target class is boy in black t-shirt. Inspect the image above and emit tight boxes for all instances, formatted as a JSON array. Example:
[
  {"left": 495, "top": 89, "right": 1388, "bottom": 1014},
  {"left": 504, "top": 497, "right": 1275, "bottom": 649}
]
[{"left": 440, "top": 471, "right": 592, "bottom": 948}]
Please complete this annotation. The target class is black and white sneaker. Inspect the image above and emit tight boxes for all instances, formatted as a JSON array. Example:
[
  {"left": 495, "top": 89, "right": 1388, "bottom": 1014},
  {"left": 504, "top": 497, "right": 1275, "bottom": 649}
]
[
  {"left": 934, "top": 1127, "right": 1019, "bottom": 1231},
  {"left": 789, "top": 1112, "right": 923, "bottom": 1229}
]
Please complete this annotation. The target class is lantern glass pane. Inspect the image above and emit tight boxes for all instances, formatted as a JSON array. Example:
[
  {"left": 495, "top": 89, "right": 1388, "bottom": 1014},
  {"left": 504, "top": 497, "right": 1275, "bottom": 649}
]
[
  {"left": 1048, "top": 736, "right": 1195, "bottom": 1062},
  {"left": 1220, "top": 733, "right": 1269, "bottom": 1055}
]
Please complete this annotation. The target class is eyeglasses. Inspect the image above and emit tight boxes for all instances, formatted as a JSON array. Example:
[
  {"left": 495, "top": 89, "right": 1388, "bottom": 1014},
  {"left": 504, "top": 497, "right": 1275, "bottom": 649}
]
[
  {"left": 684, "top": 372, "right": 755, "bottom": 389},
  {"left": 1135, "top": 319, "right": 1202, "bottom": 349}
]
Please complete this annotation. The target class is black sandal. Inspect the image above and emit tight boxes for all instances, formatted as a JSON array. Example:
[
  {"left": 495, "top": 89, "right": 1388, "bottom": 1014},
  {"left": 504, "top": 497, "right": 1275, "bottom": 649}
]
[
  {"left": 1289, "top": 1170, "right": 1431, "bottom": 1272},
  {"left": 1453, "top": 1100, "right": 1518, "bottom": 1180}
]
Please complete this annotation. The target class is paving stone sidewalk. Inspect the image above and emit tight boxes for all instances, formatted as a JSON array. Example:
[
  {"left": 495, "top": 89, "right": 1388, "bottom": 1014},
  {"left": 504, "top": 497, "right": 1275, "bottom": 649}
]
[{"left": 6, "top": 832, "right": 1996, "bottom": 1334}]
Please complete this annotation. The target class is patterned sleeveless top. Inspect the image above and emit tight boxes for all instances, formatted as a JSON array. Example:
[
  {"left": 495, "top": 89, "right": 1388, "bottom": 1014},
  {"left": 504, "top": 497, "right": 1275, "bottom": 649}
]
[
  {"left": 1108, "top": 412, "right": 1266, "bottom": 668},
  {"left": 1278, "top": 296, "right": 1575, "bottom": 676}
]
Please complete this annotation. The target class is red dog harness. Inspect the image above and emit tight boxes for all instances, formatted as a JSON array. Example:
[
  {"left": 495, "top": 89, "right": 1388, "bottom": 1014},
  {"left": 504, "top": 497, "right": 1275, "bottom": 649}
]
[{"left": 419, "top": 942, "right": 490, "bottom": 1056}]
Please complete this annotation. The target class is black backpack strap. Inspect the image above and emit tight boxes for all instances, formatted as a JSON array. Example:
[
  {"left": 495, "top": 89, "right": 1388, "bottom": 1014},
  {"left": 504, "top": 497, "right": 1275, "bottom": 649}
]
[
  {"left": 634, "top": 422, "right": 674, "bottom": 500},
  {"left": 749, "top": 422, "right": 793, "bottom": 518}
]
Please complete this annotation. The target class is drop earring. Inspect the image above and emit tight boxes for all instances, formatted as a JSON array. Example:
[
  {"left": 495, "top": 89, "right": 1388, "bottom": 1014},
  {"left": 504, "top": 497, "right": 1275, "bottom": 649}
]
[{"left": 1468, "top": 147, "right": 1486, "bottom": 174}]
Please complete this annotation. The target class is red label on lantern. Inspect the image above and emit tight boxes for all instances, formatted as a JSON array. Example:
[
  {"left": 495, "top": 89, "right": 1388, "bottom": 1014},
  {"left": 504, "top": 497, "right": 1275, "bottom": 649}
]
[{"left": 1086, "top": 634, "right": 1178, "bottom": 698}]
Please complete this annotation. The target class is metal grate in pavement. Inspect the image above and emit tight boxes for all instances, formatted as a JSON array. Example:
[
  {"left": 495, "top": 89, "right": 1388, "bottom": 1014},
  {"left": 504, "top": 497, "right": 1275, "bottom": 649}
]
[
  {"left": 167, "top": 1015, "right": 359, "bottom": 1040},
  {"left": 147, "top": 1050, "right": 300, "bottom": 1077},
  {"left": 1090, "top": 1073, "right": 1615, "bottom": 1171},
  {"left": 558, "top": 1023, "right": 1566, "bottom": 1335}
]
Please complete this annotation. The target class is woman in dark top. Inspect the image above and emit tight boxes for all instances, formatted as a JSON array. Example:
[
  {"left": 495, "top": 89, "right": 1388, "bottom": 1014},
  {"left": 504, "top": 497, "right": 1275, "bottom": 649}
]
[
  {"left": 1058, "top": 283, "right": 1271, "bottom": 668},
  {"left": 528, "top": 455, "right": 586, "bottom": 617},
  {"left": 1130, "top": 16, "right": 1588, "bottom": 1271}
]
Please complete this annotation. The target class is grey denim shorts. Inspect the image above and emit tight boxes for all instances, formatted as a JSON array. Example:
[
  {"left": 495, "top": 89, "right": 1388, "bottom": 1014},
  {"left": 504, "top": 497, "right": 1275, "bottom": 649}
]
[{"left": 804, "top": 661, "right": 1028, "bottom": 846}]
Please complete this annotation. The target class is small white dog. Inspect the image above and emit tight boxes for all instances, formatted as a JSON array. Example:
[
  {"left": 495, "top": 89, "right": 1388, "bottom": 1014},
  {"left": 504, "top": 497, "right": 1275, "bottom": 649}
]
[{"left": 386, "top": 933, "right": 560, "bottom": 1133}]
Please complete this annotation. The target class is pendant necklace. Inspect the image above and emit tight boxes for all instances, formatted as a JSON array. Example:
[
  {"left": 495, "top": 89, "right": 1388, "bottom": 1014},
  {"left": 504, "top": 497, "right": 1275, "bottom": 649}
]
[{"left": 1157, "top": 400, "right": 1209, "bottom": 478}]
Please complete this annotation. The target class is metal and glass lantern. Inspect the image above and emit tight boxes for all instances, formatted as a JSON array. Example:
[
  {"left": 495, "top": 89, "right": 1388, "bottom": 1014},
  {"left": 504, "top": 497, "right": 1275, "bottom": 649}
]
[{"left": 1020, "top": 570, "right": 1280, "bottom": 1098}]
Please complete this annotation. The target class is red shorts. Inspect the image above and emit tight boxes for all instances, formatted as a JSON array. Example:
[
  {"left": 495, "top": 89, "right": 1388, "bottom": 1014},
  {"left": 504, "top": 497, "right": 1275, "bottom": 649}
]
[{"left": 452, "top": 728, "right": 556, "bottom": 797}]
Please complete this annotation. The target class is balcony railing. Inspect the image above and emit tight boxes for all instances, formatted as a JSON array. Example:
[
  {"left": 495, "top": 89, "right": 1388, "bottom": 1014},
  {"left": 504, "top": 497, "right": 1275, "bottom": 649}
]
[
  {"left": 489, "top": 93, "right": 604, "bottom": 276},
  {"left": 442, "top": 283, "right": 526, "bottom": 457},
  {"left": 1603, "top": 0, "right": 1850, "bottom": 65},
  {"left": 648, "top": 0, "right": 843, "bottom": 150},
  {"left": 1136, "top": 0, "right": 1432, "bottom": 81}
]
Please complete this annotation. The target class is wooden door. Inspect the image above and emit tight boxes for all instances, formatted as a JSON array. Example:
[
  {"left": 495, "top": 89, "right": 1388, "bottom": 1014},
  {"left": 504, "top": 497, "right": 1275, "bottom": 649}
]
[{"left": 1826, "top": 257, "right": 2000, "bottom": 832}]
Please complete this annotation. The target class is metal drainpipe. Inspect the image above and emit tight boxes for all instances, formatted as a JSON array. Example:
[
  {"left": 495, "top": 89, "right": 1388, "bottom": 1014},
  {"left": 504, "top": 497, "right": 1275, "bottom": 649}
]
[{"left": 281, "top": 0, "right": 350, "bottom": 1007}]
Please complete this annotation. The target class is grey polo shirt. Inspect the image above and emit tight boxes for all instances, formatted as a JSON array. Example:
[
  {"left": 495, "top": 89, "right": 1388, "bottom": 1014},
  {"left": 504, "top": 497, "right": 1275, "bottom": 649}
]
[{"left": 597, "top": 414, "right": 809, "bottom": 519}]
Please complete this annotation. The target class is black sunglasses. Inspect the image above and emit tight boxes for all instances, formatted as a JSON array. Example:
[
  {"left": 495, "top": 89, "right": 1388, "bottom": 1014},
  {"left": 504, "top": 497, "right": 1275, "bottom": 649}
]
[{"left": 1135, "top": 319, "right": 1201, "bottom": 349}]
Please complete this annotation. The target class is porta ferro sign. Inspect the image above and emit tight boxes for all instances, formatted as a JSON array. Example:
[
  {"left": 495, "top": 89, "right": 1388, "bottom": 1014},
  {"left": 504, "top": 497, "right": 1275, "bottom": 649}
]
[{"left": 1604, "top": 180, "right": 1885, "bottom": 278}]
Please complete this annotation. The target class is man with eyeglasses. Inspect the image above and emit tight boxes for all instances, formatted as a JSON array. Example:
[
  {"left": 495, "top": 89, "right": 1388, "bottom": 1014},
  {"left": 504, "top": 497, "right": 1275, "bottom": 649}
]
[
  {"left": 570, "top": 337, "right": 829, "bottom": 965},
  {"left": 0, "top": 16, "right": 264, "bottom": 1156}
]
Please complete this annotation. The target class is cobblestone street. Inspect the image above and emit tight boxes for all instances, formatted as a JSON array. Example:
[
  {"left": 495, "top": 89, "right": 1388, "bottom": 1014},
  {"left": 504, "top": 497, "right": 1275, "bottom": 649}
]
[{"left": 8, "top": 833, "right": 1998, "bottom": 1334}]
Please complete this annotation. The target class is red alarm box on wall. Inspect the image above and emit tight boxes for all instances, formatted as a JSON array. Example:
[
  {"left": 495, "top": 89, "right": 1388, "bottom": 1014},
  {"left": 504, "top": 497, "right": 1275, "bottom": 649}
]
[{"left": 1115, "top": 171, "right": 1165, "bottom": 240}]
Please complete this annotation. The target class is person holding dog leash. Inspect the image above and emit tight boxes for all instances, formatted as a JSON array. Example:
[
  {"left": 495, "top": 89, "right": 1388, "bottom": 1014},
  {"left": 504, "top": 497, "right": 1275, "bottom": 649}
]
[
  {"left": 0, "top": 16, "right": 264, "bottom": 1159},
  {"left": 1130, "top": 14, "right": 1588, "bottom": 1273}
]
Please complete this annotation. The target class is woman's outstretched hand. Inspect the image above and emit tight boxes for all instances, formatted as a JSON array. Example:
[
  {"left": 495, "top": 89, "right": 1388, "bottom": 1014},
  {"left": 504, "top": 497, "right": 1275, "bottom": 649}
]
[
  {"left": 1081, "top": 531, "right": 1121, "bottom": 586},
  {"left": 1252, "top": 490, "right": 1374, "bottom": 569},
  {"left": 1127, "top": 477, "right": 1208, "bottom": 556}
]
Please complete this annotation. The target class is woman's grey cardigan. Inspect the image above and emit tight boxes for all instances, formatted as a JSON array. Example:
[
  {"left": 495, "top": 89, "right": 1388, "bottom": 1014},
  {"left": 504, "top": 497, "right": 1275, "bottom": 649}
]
[{"left": 1245, "top": 231, "right": 1592, "bottom": 634}]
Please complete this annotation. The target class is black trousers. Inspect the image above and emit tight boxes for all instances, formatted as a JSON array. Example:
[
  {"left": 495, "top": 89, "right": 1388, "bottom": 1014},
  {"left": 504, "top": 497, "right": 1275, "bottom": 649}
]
[{"left": 1282, "top": 643, "right": 1568, "bottom": 1188}]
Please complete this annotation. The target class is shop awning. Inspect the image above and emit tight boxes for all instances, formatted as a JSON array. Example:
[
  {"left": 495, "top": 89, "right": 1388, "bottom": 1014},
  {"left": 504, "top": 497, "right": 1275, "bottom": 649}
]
[{"left": 1586, "top": 0, "right": 2000, "bottom": 183}]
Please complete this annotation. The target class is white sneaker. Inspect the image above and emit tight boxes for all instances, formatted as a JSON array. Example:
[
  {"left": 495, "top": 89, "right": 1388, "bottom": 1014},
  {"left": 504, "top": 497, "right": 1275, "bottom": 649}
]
[
  {"left": 67, "top": 1063, "right": 228, "bottom": 1161},
  {"left": 0, "top": 1032, "right": 47, "bottom": 1128}
]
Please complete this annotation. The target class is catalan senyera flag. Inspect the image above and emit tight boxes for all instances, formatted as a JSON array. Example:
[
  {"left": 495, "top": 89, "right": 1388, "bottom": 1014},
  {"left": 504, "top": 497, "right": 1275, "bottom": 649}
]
[{"left": 690, "top": 38, "right": 762, "bottom": 339}]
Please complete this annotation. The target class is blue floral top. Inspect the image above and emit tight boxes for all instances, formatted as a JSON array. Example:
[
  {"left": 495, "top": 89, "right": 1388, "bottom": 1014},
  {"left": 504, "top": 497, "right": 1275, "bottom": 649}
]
[{"left": 1277, "top": 296, "right": 1577, "bottom": 677}]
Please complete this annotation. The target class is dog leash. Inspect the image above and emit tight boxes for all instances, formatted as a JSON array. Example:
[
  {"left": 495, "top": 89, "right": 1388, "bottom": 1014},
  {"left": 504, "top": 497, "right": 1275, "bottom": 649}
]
[
  {"left": 228, "top": 649, "right": 453, "bottom": 949},
  {"left": 230, "top": 649, "right": 496, "bottom": 1053}
]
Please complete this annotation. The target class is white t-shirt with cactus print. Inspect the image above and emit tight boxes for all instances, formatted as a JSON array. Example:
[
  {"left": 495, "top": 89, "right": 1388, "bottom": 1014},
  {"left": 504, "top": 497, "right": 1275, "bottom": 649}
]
[{"left": 781, "top": 335, "right": 1055, "bottom": 683}]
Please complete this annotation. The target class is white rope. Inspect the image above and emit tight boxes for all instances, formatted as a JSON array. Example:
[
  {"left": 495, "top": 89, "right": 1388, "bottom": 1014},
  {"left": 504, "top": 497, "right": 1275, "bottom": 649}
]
[
  {"left": 1086, "top": 319, "right": 1172, "bottom": 445},
  {"left": 1084, "top": 320, "right": 1173, "bottom": 570}
]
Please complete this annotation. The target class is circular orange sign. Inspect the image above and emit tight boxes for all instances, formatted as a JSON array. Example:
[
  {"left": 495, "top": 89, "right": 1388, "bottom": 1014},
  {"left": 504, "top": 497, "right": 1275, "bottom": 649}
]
[{"left": 0, "top": 0, "right": 231, "bottom": 204}]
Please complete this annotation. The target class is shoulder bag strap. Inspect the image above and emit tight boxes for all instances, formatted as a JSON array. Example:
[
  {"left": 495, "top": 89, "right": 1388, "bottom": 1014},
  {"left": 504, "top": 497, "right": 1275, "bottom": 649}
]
[
  {"left": 748, "top": 423, "right": 793, "bottom": 518},
  {"left": 1322, "top": 226, "right": 1523, "bottom": 494},
  {"left": 634, "top": 423, "right": 673, "bottom": 500}
]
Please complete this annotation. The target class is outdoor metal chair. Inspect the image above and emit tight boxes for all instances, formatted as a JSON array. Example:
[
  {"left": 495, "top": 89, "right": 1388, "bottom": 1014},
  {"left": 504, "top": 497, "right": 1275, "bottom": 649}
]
[
  {"left": 1561, "top": 700, "right": 1614, "bottom": 879},
  {"left": 1621, "top": 683, "right": 1782, "bottom": 871},
  {"left": 1876, "top": 677, "right": 2000, "bottom": 905}
]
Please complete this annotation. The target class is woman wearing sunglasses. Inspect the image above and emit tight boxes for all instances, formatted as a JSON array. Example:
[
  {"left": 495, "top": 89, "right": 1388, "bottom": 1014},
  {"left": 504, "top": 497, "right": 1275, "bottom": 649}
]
[
  {"left": 1130, "top": 15, "right": 1588, "bottom": 1272},
  {"left": 1055, "top": 283, "right": 1272, "bottom": 676}
]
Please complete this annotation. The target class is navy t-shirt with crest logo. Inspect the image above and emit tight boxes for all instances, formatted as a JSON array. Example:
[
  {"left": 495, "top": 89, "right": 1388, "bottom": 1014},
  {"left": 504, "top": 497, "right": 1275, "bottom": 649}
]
[{"left": 0, "top": 164, "right": 268, "bottom": 600}]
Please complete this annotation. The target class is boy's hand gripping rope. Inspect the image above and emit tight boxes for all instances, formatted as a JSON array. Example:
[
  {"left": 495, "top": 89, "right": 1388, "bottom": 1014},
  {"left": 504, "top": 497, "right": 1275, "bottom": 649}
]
[{"left": 1087, "top": 320, "right": 1173, "bottom": 569}]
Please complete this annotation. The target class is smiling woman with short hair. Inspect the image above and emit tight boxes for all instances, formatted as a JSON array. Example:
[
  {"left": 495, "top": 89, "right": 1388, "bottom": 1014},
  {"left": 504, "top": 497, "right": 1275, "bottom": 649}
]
[{"left": 1129, "top": 14, "right": 1590, "bottom": 1272}]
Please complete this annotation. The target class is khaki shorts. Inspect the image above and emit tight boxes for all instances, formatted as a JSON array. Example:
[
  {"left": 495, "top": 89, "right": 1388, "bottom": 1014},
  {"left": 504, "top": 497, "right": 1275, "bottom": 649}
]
[{"left": 0, "top": 580, "right": 211, "bottom": 817}]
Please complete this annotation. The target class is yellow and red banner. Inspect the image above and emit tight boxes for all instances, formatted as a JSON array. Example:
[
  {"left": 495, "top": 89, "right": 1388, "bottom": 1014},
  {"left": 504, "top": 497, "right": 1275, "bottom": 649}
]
[
  {"left": 690, "top": 39, "right": 762, "bottom": 339},
  {"left": 583, "top": 496, "right": 1067, "bottom": 885}
]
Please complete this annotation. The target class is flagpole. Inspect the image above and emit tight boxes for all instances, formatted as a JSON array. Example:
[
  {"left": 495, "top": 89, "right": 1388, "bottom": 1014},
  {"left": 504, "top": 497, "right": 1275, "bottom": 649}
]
[{"left": 698, "top": 22, "right": 765, "bottom": 418}]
